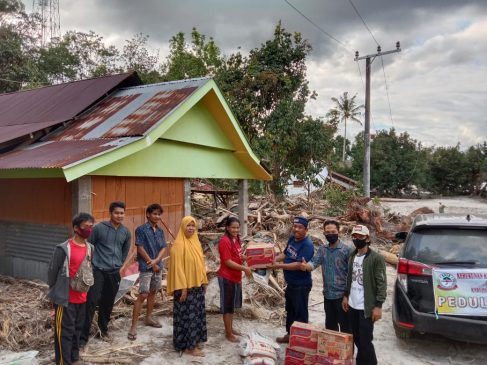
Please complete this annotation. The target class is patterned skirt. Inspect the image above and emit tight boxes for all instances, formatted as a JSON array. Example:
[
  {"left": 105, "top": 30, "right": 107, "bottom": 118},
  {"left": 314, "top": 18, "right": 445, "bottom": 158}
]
[{"left": 173, "top": 286, "right": 208, "bottom": 351}]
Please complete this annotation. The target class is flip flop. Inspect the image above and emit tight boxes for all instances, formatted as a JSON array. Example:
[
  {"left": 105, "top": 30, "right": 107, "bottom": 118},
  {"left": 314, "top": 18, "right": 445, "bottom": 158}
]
[
  {"left": 145, "top": 320, "right": 162, "bottom": 328},
  {"left": 127, "top": 332, "right": 137, "bottom": 341}
]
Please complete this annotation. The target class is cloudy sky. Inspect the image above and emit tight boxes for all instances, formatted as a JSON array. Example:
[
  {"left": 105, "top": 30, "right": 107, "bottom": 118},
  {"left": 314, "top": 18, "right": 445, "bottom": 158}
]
[{"left": 25, "top": 0, "right": 487, "bottom": 148}]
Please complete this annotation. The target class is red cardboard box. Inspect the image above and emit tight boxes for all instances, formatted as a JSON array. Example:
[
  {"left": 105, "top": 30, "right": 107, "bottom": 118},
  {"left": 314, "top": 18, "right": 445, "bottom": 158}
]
[
  {"left": 246, "top": 243, "right": 275, "bottom": 268},
  {"left": 289, "top": 322, "right": 324, "bottom": 354},
  {"left": 284, "top": 347, "right": 315, "bottom": 365},
  {"left": 317, "top": 329, "right": 353, "bottom": 360},
  {"left": 314, "top": 354, "right": 353, "bottom": 365}
]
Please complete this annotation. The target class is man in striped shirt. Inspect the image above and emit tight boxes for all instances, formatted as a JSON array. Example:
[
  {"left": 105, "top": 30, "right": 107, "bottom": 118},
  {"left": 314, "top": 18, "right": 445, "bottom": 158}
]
[{"left": 302, "top": 219, "right": 352, "bottom": 333}]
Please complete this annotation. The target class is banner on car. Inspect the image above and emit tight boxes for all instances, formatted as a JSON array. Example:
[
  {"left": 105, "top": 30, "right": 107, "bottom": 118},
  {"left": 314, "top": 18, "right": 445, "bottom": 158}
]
[{"left": 432, "top": 268, "right": 487, "bottom": 316}]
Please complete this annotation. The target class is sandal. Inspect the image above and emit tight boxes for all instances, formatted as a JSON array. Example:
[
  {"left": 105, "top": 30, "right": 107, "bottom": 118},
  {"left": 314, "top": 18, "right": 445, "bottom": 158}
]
[{"left": 127, "top": 332, "right": 137, "bottom": 341}]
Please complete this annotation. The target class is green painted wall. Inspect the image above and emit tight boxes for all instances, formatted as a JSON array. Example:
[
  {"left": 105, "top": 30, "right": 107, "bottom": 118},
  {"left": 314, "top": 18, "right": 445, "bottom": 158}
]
[
  {"left": 163, "top": 101, "right": 234, "bottom": 150},
  {"left": 90, "top": 139, "right": 258, "bottom": 179}
]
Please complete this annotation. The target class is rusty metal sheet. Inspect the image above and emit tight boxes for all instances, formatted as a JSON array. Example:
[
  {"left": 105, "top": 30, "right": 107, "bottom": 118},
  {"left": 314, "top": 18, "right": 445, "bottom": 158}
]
[
  {"left": 54, "top": 94, "right": 140, "bottom": 141},
  {"left": 0, "top": 72, "right": 141, "bottom": 144},
  {"left": 0, "top": 138, "right": 138, "bottom": 169},
  {"left": 102, "top": 88, "right": 197, "bottom": 138}
]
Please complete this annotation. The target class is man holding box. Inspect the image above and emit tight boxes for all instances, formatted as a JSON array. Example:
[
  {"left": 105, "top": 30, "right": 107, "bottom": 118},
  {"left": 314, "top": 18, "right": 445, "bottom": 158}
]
[
  {"left": 342, "top": 225, "right": 386, "bottom": 365},
  {"left": 272, "top": 216, "right": 314, "bottom": 343},
  {"left": 302, "top": 219, "right": 352, "bottom": 333}
]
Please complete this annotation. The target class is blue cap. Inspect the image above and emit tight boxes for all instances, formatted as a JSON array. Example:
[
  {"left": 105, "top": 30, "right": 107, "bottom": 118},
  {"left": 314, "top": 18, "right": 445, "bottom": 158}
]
[{"left": 293, "top": 216, "right": 309, "bottom": 228}]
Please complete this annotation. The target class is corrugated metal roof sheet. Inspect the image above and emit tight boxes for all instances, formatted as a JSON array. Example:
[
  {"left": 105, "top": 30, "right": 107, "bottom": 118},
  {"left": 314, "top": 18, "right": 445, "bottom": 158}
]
[
  {"left": 0, "top": 77, "right": 210, "bottom": 169},
  {"left": 0, "top": 138, "right": 139, "bottom": 169},
  {"left": 0, "top": 72, "right": 141, "bottom": 144}
]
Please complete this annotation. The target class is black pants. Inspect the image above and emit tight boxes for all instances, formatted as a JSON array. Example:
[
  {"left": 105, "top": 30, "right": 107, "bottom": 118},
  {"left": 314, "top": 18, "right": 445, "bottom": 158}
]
[
  {"left": 80, "top": 269, "right": 120, "bottom": 345},
  {"left": 324, "top": 297, "right": 351, "bottom": 333},
  {"left": 54, "top": 303, "right": 85, "bottom": 365},
  {"left": 350, "top": 307, "right": 377, "bottom": 365},
  {"left": 284, "top": 284, "right": 311, "bottom": 333}
]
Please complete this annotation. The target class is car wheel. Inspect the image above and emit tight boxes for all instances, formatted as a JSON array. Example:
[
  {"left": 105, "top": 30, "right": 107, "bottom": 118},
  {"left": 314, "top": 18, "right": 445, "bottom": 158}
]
[{"left": 393, "top": 322, "right": 413, "bottom": 340}]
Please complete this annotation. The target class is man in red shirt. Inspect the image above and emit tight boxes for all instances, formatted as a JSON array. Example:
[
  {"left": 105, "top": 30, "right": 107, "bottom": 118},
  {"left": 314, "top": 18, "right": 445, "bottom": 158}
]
[
  {"left": 217, "top": 217, "right": 253, "bottom": 342},
  {"left": 48, "top": 213, "right": 95, "bottom": 365}
]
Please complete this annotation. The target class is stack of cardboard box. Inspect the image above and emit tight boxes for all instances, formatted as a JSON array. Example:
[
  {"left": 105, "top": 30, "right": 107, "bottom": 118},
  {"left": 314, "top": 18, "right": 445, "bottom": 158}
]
[
  {"left": 246, "top": 242, "right": 276, "bottom": 268},
  {"left": 285, "top": 322, "right": 353, "bottom": 365}
]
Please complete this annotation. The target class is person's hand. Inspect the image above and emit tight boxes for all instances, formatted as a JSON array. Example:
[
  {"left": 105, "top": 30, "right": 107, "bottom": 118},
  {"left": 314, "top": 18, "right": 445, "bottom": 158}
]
[
  {"left": 180, "top": 289, "right": 188, "bottom": 302},
  {"left": 299, "top": 257, "right": 309, "bottom": 271},
  {"left": 152, "top": 264, "right": 160, "bottom": 273},
  {"left": 244, "top": 267, "right": 253, "bottom": 280},
  {"left": 342, "top": 296, "right": 349, "bottom": 312},
  {"left": 202, "top": 285, "right": 207, "bottom": 294},
  {"left": 371, "top": 307, "right": 382, "bottom": 322},
  {"left": 241, "top": 254, "right": 248, "bottom": 261}
]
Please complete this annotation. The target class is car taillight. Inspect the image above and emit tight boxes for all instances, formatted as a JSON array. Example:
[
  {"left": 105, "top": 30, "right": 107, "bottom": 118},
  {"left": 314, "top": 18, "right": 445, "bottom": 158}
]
[
  {"left": 397, "top": 258, "right": 432, "bottom": 292},
  {"left": 397, "top": 258, "right": 432, "bottom": 276}
]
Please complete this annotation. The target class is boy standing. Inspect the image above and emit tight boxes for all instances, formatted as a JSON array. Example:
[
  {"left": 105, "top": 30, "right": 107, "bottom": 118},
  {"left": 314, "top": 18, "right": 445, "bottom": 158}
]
[
  {"left": 128, "top": 203, "right": 169, "bottom": 340},
  {"left": 48, "top": 213, "right": 95, "bottom": 365},
  {"left": 80, "top": 201, "right": 131, "bottom": 347}
]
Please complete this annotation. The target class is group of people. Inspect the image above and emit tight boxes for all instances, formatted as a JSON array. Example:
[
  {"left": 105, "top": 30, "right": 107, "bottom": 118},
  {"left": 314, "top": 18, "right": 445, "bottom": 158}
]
[
  {"left": 47, "top": 201, "right": 386, "bottom": 365},
  {"left": 273, "top": 216, "right": 387, "bottom": 365},
  {"left": 47, "top": 202, "right": 251, "bottom": 364}
]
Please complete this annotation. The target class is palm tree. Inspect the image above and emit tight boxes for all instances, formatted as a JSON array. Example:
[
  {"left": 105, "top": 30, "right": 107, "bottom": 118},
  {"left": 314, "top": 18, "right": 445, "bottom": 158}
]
[{"left": 330, "top": 92, "right": 364, "bottom": 161}]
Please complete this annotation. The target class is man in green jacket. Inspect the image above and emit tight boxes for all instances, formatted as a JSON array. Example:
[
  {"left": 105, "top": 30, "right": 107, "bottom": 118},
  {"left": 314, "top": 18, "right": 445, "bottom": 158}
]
[{"left": 342, "top": 225, "right": 386, "bottom": 365}]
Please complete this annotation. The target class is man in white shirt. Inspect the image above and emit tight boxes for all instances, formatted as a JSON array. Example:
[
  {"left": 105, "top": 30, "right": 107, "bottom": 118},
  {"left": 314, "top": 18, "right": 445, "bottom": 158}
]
[{"left": 342, "top": 225, "right": 386, "bottom": 365}]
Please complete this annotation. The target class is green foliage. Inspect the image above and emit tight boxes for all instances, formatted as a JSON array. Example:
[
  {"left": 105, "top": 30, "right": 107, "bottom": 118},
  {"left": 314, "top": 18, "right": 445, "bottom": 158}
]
[
  {"left": 162, "top": 28, "right": 223, "bottom": 81},
  {"left": 323, "top": 183, "right": 360, "bottom": 217},
  {"left": 215, "top": 22, "right": 334, "bottom": 196},
  {"left": 330, "top": 92, "right": 363, "bottom": 161}
]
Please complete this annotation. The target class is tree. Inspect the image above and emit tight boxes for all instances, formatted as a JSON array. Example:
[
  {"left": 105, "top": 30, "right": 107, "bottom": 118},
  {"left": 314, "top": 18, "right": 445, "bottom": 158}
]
[
  {"left": 429, "top": 145, "right": 470, "bottom": 195},
  {"left": 121, "top": 33, "right": 162, "bottom": 84},
  {"left": 216, "top": 22, "right": 327, "bottom": 195},
  {"left": 330, "top": 92, "right": 363, "bottom": 161},
  {"left": 162, "top": 28, "right": 223, "bottom": 81}
]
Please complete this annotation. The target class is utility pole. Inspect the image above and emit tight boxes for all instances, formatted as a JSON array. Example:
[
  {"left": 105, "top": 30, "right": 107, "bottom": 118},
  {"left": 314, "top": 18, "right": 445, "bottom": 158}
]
[{"left": 355, "top": 42, "right": 401, "bottom": 197}]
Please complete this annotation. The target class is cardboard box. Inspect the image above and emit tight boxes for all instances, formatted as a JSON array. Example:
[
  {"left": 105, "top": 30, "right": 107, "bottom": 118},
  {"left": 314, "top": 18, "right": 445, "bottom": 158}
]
[
  {"left": 316, "top": 329, "right": 353, "bottom": 360},
  {"left": 314, "top": 354, "right": 353, "bottom": 365},
  {"left": 284, "top": 347, "right": 315, "bottom": 365},
  {"left": 289, "top": 321, "right": 324, "bottom": 354},
  {"left": 246, "top": 243, "right": 275, "bottom": 268}
]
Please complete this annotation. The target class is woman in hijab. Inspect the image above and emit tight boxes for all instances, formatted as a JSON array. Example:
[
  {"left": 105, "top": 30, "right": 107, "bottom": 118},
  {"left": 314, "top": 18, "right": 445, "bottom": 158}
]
[{"left": 167, "top": 216, "right": 208, "bottom": 357}]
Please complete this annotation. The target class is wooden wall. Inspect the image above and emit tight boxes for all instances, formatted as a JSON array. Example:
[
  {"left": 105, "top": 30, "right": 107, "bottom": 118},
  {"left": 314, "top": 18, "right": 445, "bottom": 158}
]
[
  {"left": 0, "top": 178, "right": 72, "bottom": 225},
  {"left": 91, "top": 176, "right": 184, "bottom": 240}
]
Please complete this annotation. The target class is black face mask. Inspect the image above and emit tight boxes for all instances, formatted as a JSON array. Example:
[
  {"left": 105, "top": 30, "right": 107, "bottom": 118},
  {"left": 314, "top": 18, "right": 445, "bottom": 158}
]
[
  {"left": 353, "top": 238, "right": 367, "bottom": 249},
  {"left": 325, "top": 234, "right": 339, "bottom": 244}
]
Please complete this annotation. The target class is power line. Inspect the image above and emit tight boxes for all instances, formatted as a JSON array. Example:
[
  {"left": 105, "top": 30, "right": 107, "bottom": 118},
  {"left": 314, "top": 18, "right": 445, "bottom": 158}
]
[
  {"left": 380, "top": 55, "right": 394, "bottom": 128},
  {"left": 348, "top": 0, "right": 380, "bottom": 46},
  {"left": 283, "top": 0, "right": 352, "bottom": 52}
]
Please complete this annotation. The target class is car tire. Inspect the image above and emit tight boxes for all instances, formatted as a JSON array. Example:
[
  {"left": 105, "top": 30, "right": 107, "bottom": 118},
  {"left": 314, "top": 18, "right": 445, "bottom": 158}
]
[{"left": 393, "top": 322, "right": 413, "bottom": 340}]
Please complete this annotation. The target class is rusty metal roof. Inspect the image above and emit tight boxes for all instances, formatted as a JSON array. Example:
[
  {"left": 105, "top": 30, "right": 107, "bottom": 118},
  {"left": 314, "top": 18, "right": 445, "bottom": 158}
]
[
  {"left": 0, "top": 77, "right": 209, "bottom": 170},
  {"left": 0, "top": 138, "right": 139, "bottom": 169},
  {"left": 0, "top": 72, "right": 141, "bottom": 144}
]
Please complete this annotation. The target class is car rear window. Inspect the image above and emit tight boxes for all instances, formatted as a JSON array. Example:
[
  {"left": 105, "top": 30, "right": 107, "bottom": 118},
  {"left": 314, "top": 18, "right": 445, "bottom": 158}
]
[{"left": 404, "top": 228, "right": 487, "bottom": 267}]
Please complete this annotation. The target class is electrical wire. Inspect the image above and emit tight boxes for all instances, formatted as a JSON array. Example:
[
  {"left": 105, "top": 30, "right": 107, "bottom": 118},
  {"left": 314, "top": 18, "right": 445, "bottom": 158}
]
[
  {"left": 283, "top": 0, "right": 353, "bottom": 53},
  {"left": 380, "top": 55, "right": 394, "bottom": 128},
  {"left": 348, "top": 0, "right": 380, "bottom": 46}
]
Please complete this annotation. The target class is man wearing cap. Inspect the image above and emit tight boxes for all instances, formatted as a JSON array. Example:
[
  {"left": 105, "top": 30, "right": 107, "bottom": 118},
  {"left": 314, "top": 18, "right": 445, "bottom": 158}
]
[
  {"left": 271, "top": 216, "right": 314, "bottom": 343},
  {"left": 342, "top": 225, "right": 386, "bottom": 365}
]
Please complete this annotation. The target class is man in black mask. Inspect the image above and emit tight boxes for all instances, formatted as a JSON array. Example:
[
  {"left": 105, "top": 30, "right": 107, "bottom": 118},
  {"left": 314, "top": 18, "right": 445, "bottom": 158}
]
[
  {"left": 342, "top": 225, "right": 386, "bottom": 365},
  {"left": 301, "top": 220, "right": 352, "bottom": 333}
]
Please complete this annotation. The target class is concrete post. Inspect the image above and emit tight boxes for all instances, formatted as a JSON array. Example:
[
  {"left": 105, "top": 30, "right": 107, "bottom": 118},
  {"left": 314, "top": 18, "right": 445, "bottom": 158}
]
[
  {"left": 72, "top": 176, "right": 92, "bottom": 215},
  {"left": 184, "top": 178, "right": 192, "bottom": 216},
  {"left": 238, "top": 179, "right": 248, "bottom": 237}
]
